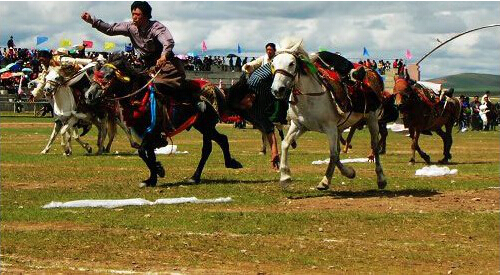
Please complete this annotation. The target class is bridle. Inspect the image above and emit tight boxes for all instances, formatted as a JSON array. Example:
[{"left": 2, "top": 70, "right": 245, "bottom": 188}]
[{"left": 272, "top": 52, "right": 325, "bottom": 105}]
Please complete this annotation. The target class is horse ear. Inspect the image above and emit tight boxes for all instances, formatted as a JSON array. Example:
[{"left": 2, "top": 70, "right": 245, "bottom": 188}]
[{"left": 290, "top": 39, "right": 303, "bottom": 53}]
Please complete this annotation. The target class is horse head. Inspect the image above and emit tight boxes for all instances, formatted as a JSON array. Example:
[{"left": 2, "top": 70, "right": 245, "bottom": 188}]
[
  {"left": 392, "top": 74, "right": 414, "bottom": 106},
  {"left": 86, "top": 54, "right": 132, "bottom": 104},
  {"left": 270, "top": 38, "right": 309, "bottom": 99},
  {"left": 44, "top": 67, "right": 65, "bottom": 96}
]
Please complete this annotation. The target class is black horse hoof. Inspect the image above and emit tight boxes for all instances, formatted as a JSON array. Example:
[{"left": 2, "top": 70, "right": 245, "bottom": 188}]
[
  {"left": 423, "top": 155, "right": 431, "bottom": 165},
  {"left": 139, "top": 177, "right": 157, "bottom": 188},
  {"left": 438, "top": 158, "right": 449, "bottom": 164},
  {"left": 377, "top": 180, "right": 387, "bottom": 190},
  {"left": 291, "top": 141, "right": 297, "bottom": 149},
  {"left": 226, "top": 158, "right": 243, "bottom": 169},
  {"left": 156, "top": 162, "right": 165, "bottom": 178}
]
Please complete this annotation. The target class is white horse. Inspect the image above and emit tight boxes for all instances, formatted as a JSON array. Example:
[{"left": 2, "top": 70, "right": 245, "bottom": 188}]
[
  {"left": 270, "top": 38, "right": 387, "bottom": 190},
  {"left": 41, "top": 65, "right": 139, "bottom": 155}
]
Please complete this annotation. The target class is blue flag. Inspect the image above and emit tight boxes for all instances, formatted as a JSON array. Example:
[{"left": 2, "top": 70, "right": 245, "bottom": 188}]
[
  {"left": 237, "top": 44, "right": 242, "bottom": 54},
  {"left": 363, "top": 47, "right": 370, "bottom": 57},
  {"left": 36, "top": 36, "right": 48, "bottom": 46}
]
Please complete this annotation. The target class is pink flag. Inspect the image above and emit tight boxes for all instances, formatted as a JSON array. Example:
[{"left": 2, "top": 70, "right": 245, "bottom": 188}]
[
  {"left": 83, "top": 40, "right": 93, "bottom": 48},
  {"left": 202, "top": 40, "right": 207, "bottom": 52},
  {"left": 406, "top": 49, "right": 412, "bottom": 60}
]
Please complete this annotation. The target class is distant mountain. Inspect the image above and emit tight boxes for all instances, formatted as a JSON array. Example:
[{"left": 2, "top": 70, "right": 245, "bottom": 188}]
[{"left": 426, "top": 73, "right": 500, "bottom": 94}]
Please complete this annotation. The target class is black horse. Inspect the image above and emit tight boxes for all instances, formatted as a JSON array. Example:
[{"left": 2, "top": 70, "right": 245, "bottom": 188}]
[{"left": 86, "top": 54, "right": 242, "bottom": 187}]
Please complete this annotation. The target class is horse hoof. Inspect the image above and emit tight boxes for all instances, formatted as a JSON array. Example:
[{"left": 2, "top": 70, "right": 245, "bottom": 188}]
[
  {"left": 438, "top": 159, "right": 449, "bottom": 164},
  {"left": 156, "top": 162, "right": 165, "bottom": 178},
  {"left": 139, "top": 178, "right": 157, "bottom": 188},
  {"left": 280, "top": 178, "right": 292, "bottom": 189},
  {"left": 186, "top": 177, "right": 201, "bottom": 184},
  {"left": 131, "top": 142, "right": 141, "bottom": 149},
  {"left": 41, "top": 150, "right": 48, "bottom": 154},
  {"left": 408, "top": 159, "right": 415, "bottom": 165},
  {"left": 259, "top": 151, "right": 266, "bottom": 155},
  {"left": 377, "top": 180, "right": 387, "bottom": 190},
  {"left": 342, "top": 167, "right": 356, "bottom": 179},
  {"left": 291, "top": 141, "right": 297, "bottom": 149},
  {"left": 87, "top": 147, "right": 93, "bottom": 154},
  {"left": 316, "top": 182, "right": 330, "bottom": 191},
  {"left": 226, "top": 159, "right": 243, "bottom": 169}
]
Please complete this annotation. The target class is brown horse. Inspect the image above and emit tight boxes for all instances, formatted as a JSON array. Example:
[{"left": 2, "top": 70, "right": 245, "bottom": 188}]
[{"left": 393, "top": 75, "right": 461, "bottom": 164}]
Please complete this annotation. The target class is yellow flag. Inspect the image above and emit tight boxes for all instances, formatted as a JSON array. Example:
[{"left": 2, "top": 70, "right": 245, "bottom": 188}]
[
  {"left": 104, "top": 42, "right": 116, "bottom": 50},
  {"left": 59, "top": 39, "right": 72, "bottom": 47}
]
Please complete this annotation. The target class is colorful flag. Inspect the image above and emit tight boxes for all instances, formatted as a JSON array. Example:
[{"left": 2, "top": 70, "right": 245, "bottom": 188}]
[
  {"left": 59, "top": 39, "right": 72, "bottom": 47},
  {"left": 83, "top": 40, "right": 93, "bottom": 48},
  {"left": 36, "top": 36, "right": 48, "bottom": 46},
  {"left": 363, "top": 47, "right": 369, "bottom": 57},
  {"left": 202, "top": 40, "right": 207, "bottom": 52},
  {"left": 104, "top": 42, "right": 116, "bottom": 50},
  {"left": 237, "top": 44, "right": 242, "bottom": 54},
  {"left": 405, "top": 49, "right": 412, "bottom": 60},
  {"left": 125, "top": 44, "right": 133, "bottom": 52}
]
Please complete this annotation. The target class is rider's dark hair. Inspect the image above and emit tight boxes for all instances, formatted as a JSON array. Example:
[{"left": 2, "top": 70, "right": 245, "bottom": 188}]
[
  {"left": 265, "top": 43, "right": 276, "bottom": 50},
  {"left": 131, "top": 1, "right": 152, "bottom": 19}
]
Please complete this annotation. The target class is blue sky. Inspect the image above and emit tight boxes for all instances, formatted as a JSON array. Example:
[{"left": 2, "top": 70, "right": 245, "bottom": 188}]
[{"left": 1, "top": 1, "right": 499, "bottom": 79}]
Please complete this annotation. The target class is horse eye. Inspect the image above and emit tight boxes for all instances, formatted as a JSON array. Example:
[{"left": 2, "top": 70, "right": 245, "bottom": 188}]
[{"left": 289, "top": 62, "right": 295, "bottom": 67}]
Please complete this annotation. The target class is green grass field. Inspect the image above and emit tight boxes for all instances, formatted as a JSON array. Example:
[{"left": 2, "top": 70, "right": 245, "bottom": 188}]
[{"left": 1, "top": 114, "right": 499, "bottom": 274}]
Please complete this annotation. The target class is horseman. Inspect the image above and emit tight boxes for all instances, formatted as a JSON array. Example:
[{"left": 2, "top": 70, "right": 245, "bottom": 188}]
[
  {"left": 81, "top": 1, "right": 205, "bottom": 117},
  {"left": 242, "top": 43, "right": 286, "bottom": 169}
]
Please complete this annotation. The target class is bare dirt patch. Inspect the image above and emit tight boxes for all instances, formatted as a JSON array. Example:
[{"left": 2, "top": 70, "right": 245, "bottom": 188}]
[{"left": 216, "top": 188, "right": 499, "bottom": 214}]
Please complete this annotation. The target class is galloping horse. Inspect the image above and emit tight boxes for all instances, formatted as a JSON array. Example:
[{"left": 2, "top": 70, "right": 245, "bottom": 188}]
[
  {"left": 41, "top": 64, "right": 137, "bottom": 155},
  {"left": 86, "top": 54, "right": 242, "bottom": 187},
  {"left": 270, "top": 38, "right": 387, "bottom": 190},
  {"left": 393, "top": 75, "right": 461, "bottom": 164}
]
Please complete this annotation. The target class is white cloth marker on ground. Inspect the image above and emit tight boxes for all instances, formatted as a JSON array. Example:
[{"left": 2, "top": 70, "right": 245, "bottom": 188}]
[
  {"left": 415, "top": 165, "right": 458, "bottom": 176},
  {"left": 42, "top": 197, "right": 232, "bottom": 209}
]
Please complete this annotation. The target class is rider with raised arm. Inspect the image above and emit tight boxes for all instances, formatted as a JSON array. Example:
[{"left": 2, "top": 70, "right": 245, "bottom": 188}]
[{"left": 81, "top": 1, "right": 204, "bottom": 113}]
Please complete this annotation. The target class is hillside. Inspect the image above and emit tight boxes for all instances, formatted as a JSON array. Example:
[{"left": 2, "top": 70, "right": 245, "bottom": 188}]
[{"left": 426, "top": 73, "right": 500, "bottom": 95}]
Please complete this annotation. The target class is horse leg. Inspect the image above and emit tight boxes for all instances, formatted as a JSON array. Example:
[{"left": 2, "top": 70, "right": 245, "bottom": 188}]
[
  {"left": 41, "top": 120, "right": 62, "bottom": 154},
  {"left": 366, "top": 113, "right": 387, "bottom": 189},
  {"left": 436, "top": 124, "right": 453, "bottom": 164},
  {"left": 72, "top": 127, "right": 92, "bottom": 154},
  {"left": 378, "top": 122, "right": 388, "bottom": 155},
  {"left": 104, "top": 120, "right": 117, "bottom": 153},
  {"left": 210, "top": 128, "right": 242, "bottom": 170},
  {"left": 138, "top": 144, "right": 158, "bottom": 187},
  {"left": 280, "top": 121, "right": 305, "bottom": 188},
  {"left": 95, "top": 118, "right": 106, "bottom": 155},
  {"left": 277, "top": 123, "right": 297, "bottom": 149},
  {"left": 61, "top": 130, "right": 72, "bottom": 156},
  {"left": 189, "top": 134, "right": 213, "bottom": 184},
  {"left": 317, "top": 126, "right": 342, "bottom": 190},
  {"left": 116, "top": 117, "right": 140, "bottom": 149},
  {"left": 414, "top": 131, "right": 431, "bottom": 164}
]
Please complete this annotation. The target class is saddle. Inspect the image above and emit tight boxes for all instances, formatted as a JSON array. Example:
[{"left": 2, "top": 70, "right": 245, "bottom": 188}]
[{"left": 314, "top": 61, "right": 381, "bottom": 114}]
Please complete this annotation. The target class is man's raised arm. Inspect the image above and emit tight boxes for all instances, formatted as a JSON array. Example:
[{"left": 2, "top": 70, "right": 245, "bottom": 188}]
[{"left": 81, "top": 12, "right": 130, "bottom": 37}]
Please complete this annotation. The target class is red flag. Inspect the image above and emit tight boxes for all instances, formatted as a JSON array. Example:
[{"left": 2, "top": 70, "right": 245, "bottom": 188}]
[
  {"left": 83, "top": 40, "right": 93, "bottom": 48},
  {"left": 202, "top": 40, "right": 207, "bottom": 52}
]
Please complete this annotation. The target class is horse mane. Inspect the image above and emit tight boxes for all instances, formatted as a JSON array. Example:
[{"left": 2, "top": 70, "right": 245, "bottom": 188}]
[
  {"left": 108, "top": 53, "right": 144, "bottom": 79},
  {"left": 225, "top": 74, "right": 251, "bottom": 108}
]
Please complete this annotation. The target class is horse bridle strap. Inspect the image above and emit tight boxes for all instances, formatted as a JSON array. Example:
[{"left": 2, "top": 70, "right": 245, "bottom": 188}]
[{"left": 274, "top": 68, "right": 296, "bottom": 79}]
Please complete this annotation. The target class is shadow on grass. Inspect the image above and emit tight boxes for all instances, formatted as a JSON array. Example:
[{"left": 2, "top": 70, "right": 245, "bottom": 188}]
[
  {"left": 157, "top": 178, "right": 276, "bottom": 188},
  {"left": 286, "top": 188, "right": 441, "bottom": 200}
]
